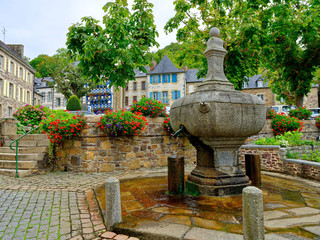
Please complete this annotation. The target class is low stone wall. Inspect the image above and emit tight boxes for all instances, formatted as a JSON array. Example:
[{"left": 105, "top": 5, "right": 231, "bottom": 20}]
[
  {"left": 245, "top": 119, "right": 320, "bottom": 143},
  {"left": 55, "top": 116, "right": 197, "bottom": 173},
  {"left": 240, "top": 145, "right": 320, "bottom": 181}
]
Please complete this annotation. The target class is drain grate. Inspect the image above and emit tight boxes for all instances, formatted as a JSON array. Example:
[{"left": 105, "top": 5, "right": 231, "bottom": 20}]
[{"left": 280, "top": 189, "right": 305, "bottom": 203}]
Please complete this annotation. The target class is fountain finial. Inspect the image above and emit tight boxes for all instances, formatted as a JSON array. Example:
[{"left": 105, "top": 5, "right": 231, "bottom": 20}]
[{"left": 209, "top": 27, "right": 220, "bottom": 37}]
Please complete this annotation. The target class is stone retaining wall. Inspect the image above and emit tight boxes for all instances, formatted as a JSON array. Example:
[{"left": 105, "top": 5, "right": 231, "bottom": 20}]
[
  {"left": 55, "top": 116, "right": 196, "bottom": 173},
  {"left": 240, "top": 145, "right": 320, "bottom": 181}
]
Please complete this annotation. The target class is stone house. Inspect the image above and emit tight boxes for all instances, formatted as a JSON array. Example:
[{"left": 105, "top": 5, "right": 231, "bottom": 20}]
[
  {"left": 0, "top": 41, "right": 36, "bottom": 118},
  {"left": 241, "top": 74, "right": 319, "bottom": 108}
]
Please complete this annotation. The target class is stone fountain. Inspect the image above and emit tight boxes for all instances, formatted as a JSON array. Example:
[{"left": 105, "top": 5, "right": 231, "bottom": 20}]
[{"left": 170, "top": 27, "right": 266, "bottom": 196}]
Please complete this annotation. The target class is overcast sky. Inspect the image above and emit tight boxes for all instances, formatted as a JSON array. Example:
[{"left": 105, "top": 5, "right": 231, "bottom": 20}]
[{"left": 0, "top": 0, "right": 178, "bottom": 60}]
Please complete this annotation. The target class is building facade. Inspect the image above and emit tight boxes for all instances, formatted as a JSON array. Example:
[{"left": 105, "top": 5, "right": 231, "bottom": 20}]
[{"left": 0, "top": 41, "right": 36, "bottom": 118}]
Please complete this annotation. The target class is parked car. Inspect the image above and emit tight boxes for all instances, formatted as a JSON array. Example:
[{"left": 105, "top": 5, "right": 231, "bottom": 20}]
[
  {"left": 309, "top": 108, "right": 320, "bottom": 120},
  {"left": 271, "top": 105, "right": 297, "bottom": 115}
]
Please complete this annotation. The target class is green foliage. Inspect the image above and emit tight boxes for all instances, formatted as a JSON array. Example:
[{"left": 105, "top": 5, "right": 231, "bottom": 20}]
[
  {"left": 289, "top": 106, "right": 312, "bottom": 120},
  {"left": 98, "top": 110, "right": 147, "bottom": 137},
  {"left": 286, "top": 150, "right": 320, "bottom": 163},
  {"left": 254, "top": 131, "right": 315, "bottom": 147},
  {"left": 165, "top": 0, "right": 320, "bottom": 101},
  {"left": 266, "top": 109, "right": 278, "bottom": 120},
  {"left": 130, "top": 97, "right": 166, "bottom": 117},
  {"left": 40, "top": 110, "right": 86, "bottom": 143},
  {"left": 29, "top": 55, "right": 58, "bottom": 78},
  {"left": 13, "top": 104, "right": 49, "bottom": 129},
  {"left": 271, "top": 114, "right": 303, "bottom": 135},
  {"left": 66, "top": 95, "right": 82, "bottom": 111},
  {"left": 316, "top": 116, "right": 320, "bottom": 128},
  {"left": 66, "top": 0, "right": 159, "bottom": 88}
]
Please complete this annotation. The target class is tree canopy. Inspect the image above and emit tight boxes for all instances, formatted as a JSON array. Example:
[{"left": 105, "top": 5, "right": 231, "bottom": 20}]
[
  {"left": 165, "top": 0, "right": 320, "bottom": 105},
  {"left": 66, "top": 0, "right": 158, "bottom": 89}
]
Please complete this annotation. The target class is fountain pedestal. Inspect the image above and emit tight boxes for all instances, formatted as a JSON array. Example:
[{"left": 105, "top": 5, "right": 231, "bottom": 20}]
[{"left": 170, "top": 27, "right": 266, "bottom": 196}]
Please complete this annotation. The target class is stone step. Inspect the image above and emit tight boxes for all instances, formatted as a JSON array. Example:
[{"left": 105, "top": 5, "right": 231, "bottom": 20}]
[
  {"left": 0, "top": 153, "right": 45, "bottom": 161},
  {"left": 0, "top": 147, "right": 48, "bottom": 154},
  {"left": 3, "top": 138, "right": 50, "bottom": 147},
  {"left": 7, "top": 134, "right": 48, "bottom": 141},
  {"left": 0, "top": 168, "right": 33, "bottom": 177},
  {"left": 0, "top": 160, "right": 38, "bottom": 169}
]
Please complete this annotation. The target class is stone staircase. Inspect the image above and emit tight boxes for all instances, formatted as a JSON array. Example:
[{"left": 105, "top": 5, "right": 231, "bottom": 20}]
[{"left": 0, "top": 134, "right": 49, "bottom": 177}]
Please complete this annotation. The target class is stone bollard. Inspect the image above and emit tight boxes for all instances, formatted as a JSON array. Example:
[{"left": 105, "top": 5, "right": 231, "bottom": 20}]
[
  {"left": 168, "top": 156, "right": 185, "bottom": 195},
  {"left": 243, "top": 186, "right": 264, "bottom": 240},
  {"left": 105, "top": 177, "right": 122, "bottom": 230}
]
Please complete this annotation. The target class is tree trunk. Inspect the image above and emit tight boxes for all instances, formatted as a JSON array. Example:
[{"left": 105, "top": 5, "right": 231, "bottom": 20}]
[{"left": 295, "top": 94, "right": 304, "bottom": 107}]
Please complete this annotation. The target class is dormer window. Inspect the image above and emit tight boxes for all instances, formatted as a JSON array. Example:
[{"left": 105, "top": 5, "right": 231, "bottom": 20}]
[{"left": 257, "top": 79, "right": 263, "bottom": 88}]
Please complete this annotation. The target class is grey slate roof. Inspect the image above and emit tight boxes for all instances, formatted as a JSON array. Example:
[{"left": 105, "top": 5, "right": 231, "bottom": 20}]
[
  {"left": 34, "top": 77, "right": 53, "bottom": 89},
  {"left": 185, "top": 69, "right": 204, "bottom": 83},
  {"left": 148, "top": 54, "right": 184, "bottom": 75},
  {"left": 243, "top": 74, "right": 269, "bottom": 89},
  {"left": 134, "top": 66, "right": 150, "bottom": 78},
  {"left": 0, "top": 40, "right": 35, "bottom": 72}
]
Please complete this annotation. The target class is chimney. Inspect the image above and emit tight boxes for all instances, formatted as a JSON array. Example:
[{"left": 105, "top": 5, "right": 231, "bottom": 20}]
[
  {"left": 150, "top": 58, "right": 157, "bottom": 71},
  {"left": 7, "top": 44, "right": 24, "bottom": 59},
  {"left": 183, "top": 65, "right": 188, "bottom": 72}
]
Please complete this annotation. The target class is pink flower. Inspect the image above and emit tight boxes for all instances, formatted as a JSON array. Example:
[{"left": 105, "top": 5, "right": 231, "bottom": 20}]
[
  {"left": 29, "top": 124, "right": 31, "bottom": 126},
  {"left": 24, "top": 119, "right": 28, "bottom": 121}
]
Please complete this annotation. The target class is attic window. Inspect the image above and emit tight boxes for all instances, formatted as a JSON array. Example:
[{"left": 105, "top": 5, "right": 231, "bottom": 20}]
[{"left": 257, "top": 80, "right": 263, "bottom": 88}]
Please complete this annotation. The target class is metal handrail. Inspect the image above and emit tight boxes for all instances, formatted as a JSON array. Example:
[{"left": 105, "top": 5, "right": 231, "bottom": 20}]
[{"left": 9, "top": 126, "right": 40, "bottom": 178}]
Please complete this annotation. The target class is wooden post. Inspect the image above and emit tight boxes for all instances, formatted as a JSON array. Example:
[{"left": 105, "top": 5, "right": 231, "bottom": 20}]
[
  {"left": 245, "top": 154, "right": 261, "bottom": 187},
  {"left": 168, "top": 156, "right": 185, "bottom": 195}
]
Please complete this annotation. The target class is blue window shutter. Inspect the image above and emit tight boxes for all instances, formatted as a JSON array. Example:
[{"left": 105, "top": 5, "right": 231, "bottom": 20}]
[
  {"left": 150, "top": 92, "right": 152, "bottom": 99},
  {"left": 172, "top": 74, "right": 177, "bottom": 82},
  {"left": 168, "top": 74, "right": 170, "bottom": 83},
  {"left": 162, "top": 75, "right": 165, "bottom": 83},
  {"left": 158, "top": 92, "right": 161, "bottom": 101},
  {"left": 178, "top": 90, "right": 181, "bottom": 99},
  {"left": 150, "top": 75, "right": 153, "bottom": 84},
  {"left": 158, "top": 75, "right": 161, "bottom": 83},
  {"left": 172, "top": 91, "right": 175, "bottom": 100}
]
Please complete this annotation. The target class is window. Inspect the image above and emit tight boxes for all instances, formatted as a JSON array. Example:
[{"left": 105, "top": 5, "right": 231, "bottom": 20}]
[
  {"left": 133, "top": 96, "right": 137, "bottom": 102},
  {"left": 10, "top": 62, "right": 14, "bottom": 73},
  {"left": 157, "top": 75, "right": 161, "bottom": 83},
  {"left": 27, "top": 91, "right": 30, "bottom": 103},
  {"left": 20, "top": 88, "right": 23, "bottom": 101},
  {"left": 141, "top": 81, "right": 146, "bottom": 90},
  {"left": 125, "top": 84, "right": 128, "bottom": 91},
  {"left": 172, "top": 90, "right": 181, "bottom": 100},
  {"left": 19, "top": 68, "right": 23, "bottom": 79},
  {"left": 150, "top": 75, "right": 153, "bottom": 84},
  {"left": 0, "top": 79, "right": 2, "bottom": 96},
  {"left": 0, "top": 55, "right": 3, "bottom": 69},
  {"left": 41, "top": 92, "right": 45, "bottom": 102},
  {"left": 125, "top": 97, "right": 129, "bottom": 106},
  {"left": 16, "top": 86, "right": 19, "bottom": 100},
  {"left": 162, "top": 91, "right": 168, "bottom": 103},
  {"left": 38, "top": 100, "right": 40, "bottom": 105},
  {"left": 189, "top": 85, "right": 195, "bottom": 93},
  {"left": 172, "top": 74, "right": 177, "bottom": 83},
  {"left": 257, "top": 80, "right": 263, "bottom": 88},
  {"left": 257, "top": 94, "right": 264, "bottom": 100},
  {"left": 162, "top": 75, "right": 168, "bottom": 83},
  {"left": 57, "top": 98, "right": 61, "bottom": 107},
  {"left": 48, "top": 92, "right": 52, "bottom": 102},
  {"left": 151, "top": 92, "right": 161, "bottom": 101},
  {"left": 133, "top": 82, "right": 137, "bottom": 91},
  {"left": 8, "top": 107, "right": 12, "bottom": 117},
  {"left": 9, "top": 83, "right": 13, "bottom": 98},
  {"left": 27, "top": 73, "right": 30, "bottom": 83}
]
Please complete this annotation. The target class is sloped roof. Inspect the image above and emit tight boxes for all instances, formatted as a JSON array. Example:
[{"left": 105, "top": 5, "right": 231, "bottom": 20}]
[
  {"left": 244, "top": 74, "right": 269, "bottom": 89},
  {"left": 186, "top": 69, "right": 204, "bottom": 83},
  {"left": 134, "top": 66, "right": 150, "bottom": 78},
  {"left": 148, "top": 54, "right": 184, "bottom": 75},
  {"left": 34, "top": 77, "right": 53, "bottom": 89},
  {"left": 0, "top": 40, "right": 35, "bottom": 72}
]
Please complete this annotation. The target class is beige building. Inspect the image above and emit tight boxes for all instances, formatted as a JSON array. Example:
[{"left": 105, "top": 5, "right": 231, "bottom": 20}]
[
  {"left": 241, "top": 74, "right": 319, "bottom": 108},
  {"left": 0, "top": 41, "right": 36, "bottom": 118}
]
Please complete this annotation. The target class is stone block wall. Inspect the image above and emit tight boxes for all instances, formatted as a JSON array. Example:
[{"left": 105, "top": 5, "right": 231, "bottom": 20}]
[
  {"left": 240, "top": 145, "right": 320, "bottom": 181},
  {"left": 55, "top": 116, "right": 196, "bottom": 173}
]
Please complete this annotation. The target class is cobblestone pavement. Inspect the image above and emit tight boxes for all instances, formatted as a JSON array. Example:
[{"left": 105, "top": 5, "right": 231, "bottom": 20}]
[{"left": 0, "top": 170, "right": 157, "bottom": 240}]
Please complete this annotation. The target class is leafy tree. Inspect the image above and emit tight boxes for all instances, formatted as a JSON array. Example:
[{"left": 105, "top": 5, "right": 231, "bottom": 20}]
[
  {"left": 66, "top": 0, "right": 158, "bottom": 89},
  {"left": 165, "top": 0, "right": 320, "bottom": 105},
  {"left": 29, "top": 54, "right": 58, "bottom": 78}
]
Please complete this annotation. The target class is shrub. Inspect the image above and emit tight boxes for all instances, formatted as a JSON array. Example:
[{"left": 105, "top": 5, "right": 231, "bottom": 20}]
[
  {"left": 287, "top": 150, "right": 320, "bottom": 163},
  {"left": 130, "top": 97, "right": 166, "bottom": 117},
  {"left": 253, "top": 131, "right": 315, "bottom": 147},
  {"left": 316, "top": 116, "right": 320, "bottom": 128},
  {"left": 98, "top": 110, "right": 147, "bottom": 136},
  {"left": 271, "top": 114, "right": 303, "bottom": 135},
  {"left": 13, "top": 104, "right": 49, "bottom": 129},
  {"left": 41, "top": 110, "right": 86, "bottom": 143},
  {"left": 163, "top": 114, "right": 175, "bottom": 135},
  {"left": 289, "top": 106, "right": 311, "bottom": 120},
  {"left": 66, "top": 95, "right": 82, "bottom": 111},
  {"left": 266, "top": 109, "right": 278, "bottom": 119}
]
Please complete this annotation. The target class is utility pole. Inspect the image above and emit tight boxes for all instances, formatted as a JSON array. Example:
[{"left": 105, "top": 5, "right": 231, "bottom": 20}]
[{"left": 1, "top": 27, "right": 6, "bottom": 42}]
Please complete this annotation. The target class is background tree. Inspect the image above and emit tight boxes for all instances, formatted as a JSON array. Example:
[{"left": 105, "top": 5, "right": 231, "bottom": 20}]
[
  {"left": 66, "top": 0, "right": 158, "bottom": 89},
  {"left": 29, "top": 54, "right": 58, "bottom": 78},
  {"left": 165, "top": 0, "right": 320, "bottom": 105}
]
